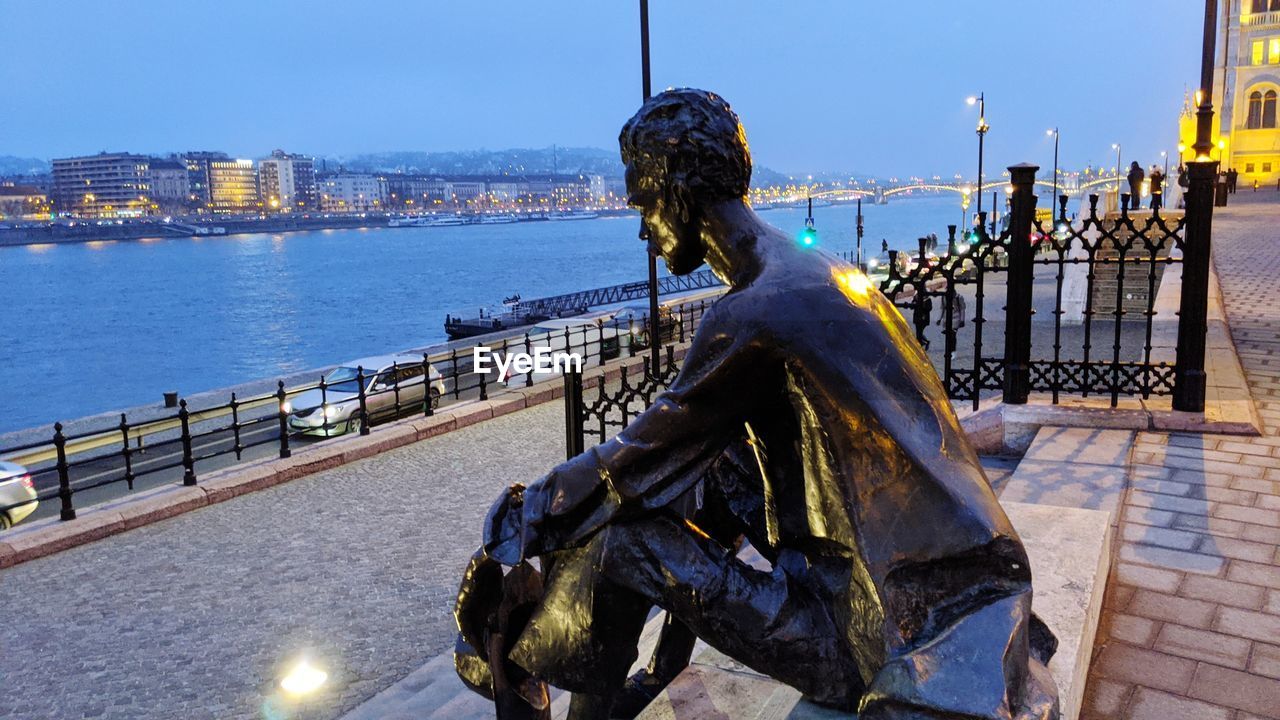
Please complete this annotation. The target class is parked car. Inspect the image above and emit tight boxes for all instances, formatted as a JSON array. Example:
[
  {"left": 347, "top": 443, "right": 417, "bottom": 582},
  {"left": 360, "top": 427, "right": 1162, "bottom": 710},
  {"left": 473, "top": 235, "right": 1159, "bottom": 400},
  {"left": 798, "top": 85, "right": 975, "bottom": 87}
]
[
  {"left": 606, "top": 304, "right": 680, "bottom": 348},
  {"left": 497, "top": 315, "right": 629, "bottom": 387},
  {"left": 284, "top": 354, "right": 447, "bottom": 437},
  {"left": 0, "top": 461, "right": 38, "bottom": 530}
]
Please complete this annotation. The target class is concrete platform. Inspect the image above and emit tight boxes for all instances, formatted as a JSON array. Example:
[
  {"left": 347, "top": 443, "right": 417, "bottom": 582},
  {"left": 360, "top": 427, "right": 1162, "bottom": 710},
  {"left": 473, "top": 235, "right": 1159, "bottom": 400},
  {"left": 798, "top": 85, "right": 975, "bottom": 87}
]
[{"left": 636, "top": 502, "right": 1114, "bottom": 720}]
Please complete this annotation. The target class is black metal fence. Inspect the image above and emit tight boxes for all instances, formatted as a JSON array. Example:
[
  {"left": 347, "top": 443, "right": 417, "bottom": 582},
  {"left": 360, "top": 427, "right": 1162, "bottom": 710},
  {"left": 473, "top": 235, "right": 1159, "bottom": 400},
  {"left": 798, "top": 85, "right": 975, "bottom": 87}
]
[
  {"left": 563, "top": 161, "right": 1218, "bottom": 456},
  {"left": 0, "top": 303, "right": 702, "bottom": 526}
]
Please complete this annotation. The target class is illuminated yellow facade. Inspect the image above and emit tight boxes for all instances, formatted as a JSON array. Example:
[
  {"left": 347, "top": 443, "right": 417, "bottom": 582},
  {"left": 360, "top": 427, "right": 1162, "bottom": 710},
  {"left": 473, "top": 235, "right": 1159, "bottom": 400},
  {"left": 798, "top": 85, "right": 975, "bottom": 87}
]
[{"left": 1186, "top": 0, "right": 1280, "bottom": 185}]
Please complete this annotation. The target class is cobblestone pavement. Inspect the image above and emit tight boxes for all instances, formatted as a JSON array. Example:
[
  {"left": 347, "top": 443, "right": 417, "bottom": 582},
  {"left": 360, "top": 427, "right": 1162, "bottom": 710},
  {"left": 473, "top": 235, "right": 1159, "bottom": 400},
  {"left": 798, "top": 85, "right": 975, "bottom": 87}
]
[
  {"left": 1081, "top": 190, "right": 1280, "bottom": 720},
  {"left": 0, "top": 401, "right": 567, "bottom": 720}
]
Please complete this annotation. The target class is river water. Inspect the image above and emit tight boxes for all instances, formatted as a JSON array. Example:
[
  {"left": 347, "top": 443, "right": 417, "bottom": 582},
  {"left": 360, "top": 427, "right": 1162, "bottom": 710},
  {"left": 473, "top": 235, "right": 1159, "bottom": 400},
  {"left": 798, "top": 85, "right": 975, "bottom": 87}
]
[{"left": 0, "top": 195, "right": 970, "bottom": 433}]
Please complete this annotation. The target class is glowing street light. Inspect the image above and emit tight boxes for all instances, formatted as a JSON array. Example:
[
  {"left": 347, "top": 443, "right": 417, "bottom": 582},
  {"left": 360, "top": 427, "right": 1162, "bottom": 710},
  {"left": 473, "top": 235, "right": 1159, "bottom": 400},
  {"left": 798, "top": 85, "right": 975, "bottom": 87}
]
[
  {"left": 1046, "top": 128, "right": 1060, "bottom": 219},
  {"left": 280, "top": 659, "right": 327, "bottom": 697},
  {"left": 1111, "top": 143, "right": 1122, "bottom": 193},
  {"left": 966, "top": 93, "right": 989, "bottom": 221}
]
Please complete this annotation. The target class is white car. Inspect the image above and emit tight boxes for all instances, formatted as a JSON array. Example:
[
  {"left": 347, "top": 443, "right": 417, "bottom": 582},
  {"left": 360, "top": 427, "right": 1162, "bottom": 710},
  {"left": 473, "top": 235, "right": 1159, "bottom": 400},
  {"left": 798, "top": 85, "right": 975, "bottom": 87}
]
[
  {"left": 285, "top": 354, "right": 447, "bottom": 437},
  {"left": 0, "top": 461, "right": 38, "bottom": 530},
  {"left": 497, "top": 316, "right": 628, "bottom": 387}
]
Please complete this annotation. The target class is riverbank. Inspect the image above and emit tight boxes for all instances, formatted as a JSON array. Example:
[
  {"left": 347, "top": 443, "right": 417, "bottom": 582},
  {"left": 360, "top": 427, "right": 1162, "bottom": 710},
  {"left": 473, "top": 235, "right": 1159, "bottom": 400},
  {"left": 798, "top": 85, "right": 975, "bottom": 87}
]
[{"left": 0, "top": 209, "right": 638, "bottom": 247}]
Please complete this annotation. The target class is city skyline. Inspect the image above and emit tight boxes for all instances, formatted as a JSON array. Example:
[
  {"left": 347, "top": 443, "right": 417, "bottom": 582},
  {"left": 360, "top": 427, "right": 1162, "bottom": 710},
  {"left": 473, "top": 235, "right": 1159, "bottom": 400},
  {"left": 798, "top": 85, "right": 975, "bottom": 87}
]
[{"left": 1, "top": 1, "right": 1204, "bottom": 176}]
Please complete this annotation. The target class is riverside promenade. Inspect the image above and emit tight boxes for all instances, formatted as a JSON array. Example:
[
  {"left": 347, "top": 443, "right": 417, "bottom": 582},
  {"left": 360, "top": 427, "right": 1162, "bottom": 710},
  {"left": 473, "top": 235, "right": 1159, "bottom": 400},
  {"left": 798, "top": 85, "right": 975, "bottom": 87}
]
[
  {"left": 0, "top": 402, "right": 567, "bottom": 719},
  {"left": 1, "top": 192, "right": 1278, "bottom": 720}
]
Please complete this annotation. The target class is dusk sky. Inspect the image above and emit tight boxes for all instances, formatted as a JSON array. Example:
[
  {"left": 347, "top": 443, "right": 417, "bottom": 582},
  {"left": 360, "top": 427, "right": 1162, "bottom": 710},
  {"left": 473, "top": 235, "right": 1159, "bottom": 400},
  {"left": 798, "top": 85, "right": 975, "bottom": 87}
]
[{"left": 1, "top": 1, "right": 1206, "bottom": 177}]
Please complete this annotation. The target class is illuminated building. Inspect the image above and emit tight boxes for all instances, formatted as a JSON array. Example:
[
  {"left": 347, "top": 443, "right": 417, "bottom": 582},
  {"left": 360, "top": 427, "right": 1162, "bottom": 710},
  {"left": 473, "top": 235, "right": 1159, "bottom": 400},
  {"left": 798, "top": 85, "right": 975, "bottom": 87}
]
[
  {"left": 183, "top": 151, "right": 231, "bottom": 211},
  {"left": 317, "top": 173, "right": 385, "bottom": 212},
  {"left": 51, "top": 152, "right": 152, "bottom": 218},
  {"left": 1183, "top": 0, "right": 1280, "bottom": 183},
  {"left": 207, "top": 159, "right": 260, "bottom": 214},
  {"left": 258, "top": 150, "right": 317, "bottom": 212},
  {"left": 0, "top": 182, "right": 50, "bottom": 220}
]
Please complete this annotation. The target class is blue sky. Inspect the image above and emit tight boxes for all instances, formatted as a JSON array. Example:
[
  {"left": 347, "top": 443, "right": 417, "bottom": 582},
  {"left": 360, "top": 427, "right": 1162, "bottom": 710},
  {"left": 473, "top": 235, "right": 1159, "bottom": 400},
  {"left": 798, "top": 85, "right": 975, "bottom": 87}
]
[{"left": 0, "top": 0, "right": 1205, "bottom": 176}]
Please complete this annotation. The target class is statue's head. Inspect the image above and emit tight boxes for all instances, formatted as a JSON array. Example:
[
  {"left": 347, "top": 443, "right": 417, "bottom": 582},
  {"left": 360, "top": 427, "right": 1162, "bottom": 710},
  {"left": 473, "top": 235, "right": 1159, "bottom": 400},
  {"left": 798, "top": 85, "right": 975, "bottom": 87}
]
[{"left": 620, "top": 88, "right": 752, "bottom": 274}]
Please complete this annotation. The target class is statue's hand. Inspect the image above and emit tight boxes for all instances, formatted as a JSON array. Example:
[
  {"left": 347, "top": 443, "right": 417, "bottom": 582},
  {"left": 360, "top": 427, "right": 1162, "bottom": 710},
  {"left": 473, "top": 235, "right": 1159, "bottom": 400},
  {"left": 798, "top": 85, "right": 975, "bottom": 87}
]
[{"left": 483, "top": 483, "right": 533, "bottom": 565}]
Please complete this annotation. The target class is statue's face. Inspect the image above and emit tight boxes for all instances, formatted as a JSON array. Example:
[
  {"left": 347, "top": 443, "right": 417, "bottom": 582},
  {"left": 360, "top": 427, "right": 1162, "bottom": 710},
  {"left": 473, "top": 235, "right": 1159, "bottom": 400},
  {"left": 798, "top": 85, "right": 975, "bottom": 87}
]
[{"left": 626, "top": 163, "right": 705, "bottom": 275}]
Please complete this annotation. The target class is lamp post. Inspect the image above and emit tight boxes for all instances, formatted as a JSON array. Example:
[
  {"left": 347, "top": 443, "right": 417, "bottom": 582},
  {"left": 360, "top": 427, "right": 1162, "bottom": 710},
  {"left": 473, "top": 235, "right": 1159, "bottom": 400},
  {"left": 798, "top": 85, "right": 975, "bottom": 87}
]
[
  {"left": 856, "top": 197, "right": 864, "bottom": 271},
  {"left": 1046, "top": 128, "right": 1060, "bottom": 216},
  {"left": 639, "top": 0, "right": 660, "bottom": 376},
  {"left": 966, "top": 93, "right": 989, "bottom": 223},
  {"left": 1112, "top": 143, "right": 1122, "bottom": 193}
]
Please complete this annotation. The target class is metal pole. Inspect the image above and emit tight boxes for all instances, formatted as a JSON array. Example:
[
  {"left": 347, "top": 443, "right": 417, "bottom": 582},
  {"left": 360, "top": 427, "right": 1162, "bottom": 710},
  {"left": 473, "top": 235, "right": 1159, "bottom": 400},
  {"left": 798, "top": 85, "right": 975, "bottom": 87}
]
[
  {"left": 856, "top": 198, "right": 864, "bottom": 270},
  {"left": 1174, "top": 0, "right": 1221, "bottom": 413},
  {"left": 976, "top": 93, "right": 986, "bottom": 219},
  {"left": 1002, "top": 164, "right": 1040, "bottom": 405},
  {"left": 1193, "top": 0, "right": 1219, "bottom": 159},
  {"left": 1115, "top": 144, "right": 1122, "bottom": 193},
  {"left": 640, "top": 0, "right": 660, "bottom": 377},
  {"left": 1051, "top": 129, "right": 1059, "bottom": 216}
]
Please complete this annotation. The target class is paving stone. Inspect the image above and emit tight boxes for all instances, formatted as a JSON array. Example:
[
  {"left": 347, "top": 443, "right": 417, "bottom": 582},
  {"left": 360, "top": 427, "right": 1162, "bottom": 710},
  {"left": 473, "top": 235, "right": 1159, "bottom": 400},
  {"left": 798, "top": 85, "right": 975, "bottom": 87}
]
[
  {"left": 1228, "top": 560, "right": 1280, "bottom": 589},
  {"left": 1079, "top": 677, "right": 1131, "bottom": 719},
  {"left": 1091, "top": 643, "right": 1196, "bottom": 694},
  {"left": 1214, "top": 606, "right": 1280, "bottom": 644},
  {"left": 1000, "top": 459, "right": 1129, "bottom": 513},
  {"left": 1187, "top": 663, "right": 1280, "bottom": 717},
  {"left": 1125, "top": 590, "right": 1216, "bottom": 629},
  {"left": 1118, "top": 543, "right": 1226, "bottom": 576},
  {"left": 1152, "top": 624, "right": 1251, "bottom": 669},
  {"left": 1023, "top": 427, "right": 1135, "bottom": 466},
  {"left": 1125, "top": 686, "right": 1233, "bottom": 720},
  {"left": 1104, "top": 613, "right": 1159, "bottom": 647},
  {"left": 1204, "top": 535, "right": 1277, "bottom": 563},
  {"left": 1115, "top": 562, "right": 1184, "bottom": 593},
  {"left": 1249, "top": 642, "right": 1280, "bottom": 680},
  {"left": 1178, "top": 575, "right": 1266, "bottom": 610},
  {"left": 1121, "top": 523, "right": 1201, "bottom": 551}
]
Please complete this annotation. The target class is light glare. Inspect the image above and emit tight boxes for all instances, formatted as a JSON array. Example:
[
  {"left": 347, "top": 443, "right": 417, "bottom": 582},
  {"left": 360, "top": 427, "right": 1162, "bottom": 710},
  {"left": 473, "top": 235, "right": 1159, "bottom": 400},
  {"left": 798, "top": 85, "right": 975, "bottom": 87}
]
[{"left": 280, "top": 660, "right": 327, "bottom": 696}]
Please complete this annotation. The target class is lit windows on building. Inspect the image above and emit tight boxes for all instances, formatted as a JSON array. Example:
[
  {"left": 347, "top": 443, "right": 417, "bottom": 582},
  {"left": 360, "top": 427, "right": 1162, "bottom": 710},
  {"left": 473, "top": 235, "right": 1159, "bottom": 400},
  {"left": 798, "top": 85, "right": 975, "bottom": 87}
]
[{"left": 208, "top": 159, "right": 260, "bottom": 214}]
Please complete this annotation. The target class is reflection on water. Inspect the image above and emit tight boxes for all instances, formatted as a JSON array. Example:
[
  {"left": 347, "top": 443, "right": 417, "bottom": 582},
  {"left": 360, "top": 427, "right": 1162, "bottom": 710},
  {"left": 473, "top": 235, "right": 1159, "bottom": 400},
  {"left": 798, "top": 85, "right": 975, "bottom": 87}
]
[{"left": 0, "top": 196, "right": 964, "bottom": 431}]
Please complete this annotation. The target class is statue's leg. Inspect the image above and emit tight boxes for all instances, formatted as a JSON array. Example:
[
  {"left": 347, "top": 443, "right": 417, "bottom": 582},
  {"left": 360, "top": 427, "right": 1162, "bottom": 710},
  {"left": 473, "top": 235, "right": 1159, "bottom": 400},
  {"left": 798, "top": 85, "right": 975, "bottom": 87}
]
[
  {"left": 510, "top": 536, "right": 653, "bottom": 719},
  {"left": 594, "top": 515, "right": 864, "bottom": 710}
]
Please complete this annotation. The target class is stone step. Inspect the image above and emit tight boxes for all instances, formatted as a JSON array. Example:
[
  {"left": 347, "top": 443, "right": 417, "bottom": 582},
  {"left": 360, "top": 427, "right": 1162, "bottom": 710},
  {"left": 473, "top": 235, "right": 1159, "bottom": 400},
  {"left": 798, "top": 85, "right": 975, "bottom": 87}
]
[{"left": 636, "top": 501, "right": 1114, "bottom": 720}]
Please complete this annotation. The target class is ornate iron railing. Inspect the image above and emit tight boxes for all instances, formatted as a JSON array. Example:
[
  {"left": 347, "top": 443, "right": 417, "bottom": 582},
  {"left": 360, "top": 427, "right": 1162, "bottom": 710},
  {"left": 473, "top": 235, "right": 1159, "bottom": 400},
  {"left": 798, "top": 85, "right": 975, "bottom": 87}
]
[{"left": 564, "top": 160, "right": 1218, "bottom": 457}]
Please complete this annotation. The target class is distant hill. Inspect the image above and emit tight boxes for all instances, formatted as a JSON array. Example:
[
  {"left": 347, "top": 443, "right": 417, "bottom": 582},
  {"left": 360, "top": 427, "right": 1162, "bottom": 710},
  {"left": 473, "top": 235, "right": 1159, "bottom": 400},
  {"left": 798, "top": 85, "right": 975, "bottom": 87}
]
[
  {"left": 328, "top": 146, "right": 802, "bottom": 188},
  {"left": 0, "top": 156, "right": 50, "bottom": 175},
  {"left": 330, "top": 147, "right": 622, "bottom": 178}
]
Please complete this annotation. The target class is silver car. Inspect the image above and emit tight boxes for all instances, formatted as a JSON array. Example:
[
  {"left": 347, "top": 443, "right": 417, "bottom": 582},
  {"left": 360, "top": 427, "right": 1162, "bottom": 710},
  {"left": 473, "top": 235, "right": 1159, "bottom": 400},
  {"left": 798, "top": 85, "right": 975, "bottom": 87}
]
[
  {"left": 0, "top": 461, "right": 38, "bottom": 530},
  {"left": 285, "top": 354, "right": 447, "bottom": 437}
]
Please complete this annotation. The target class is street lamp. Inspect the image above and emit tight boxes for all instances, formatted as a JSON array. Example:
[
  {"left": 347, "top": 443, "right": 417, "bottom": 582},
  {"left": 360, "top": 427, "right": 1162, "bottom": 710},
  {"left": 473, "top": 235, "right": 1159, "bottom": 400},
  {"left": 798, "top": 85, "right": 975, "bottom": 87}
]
[
  {"left": 966, "top": 93, "right": 988, "bottom": 224},
  {"left": 1046, "top": 128, "right": 1060, "bottom": 218},
  {"left": 1111, "top": 143, "right": 1122, "bottom": 193}
]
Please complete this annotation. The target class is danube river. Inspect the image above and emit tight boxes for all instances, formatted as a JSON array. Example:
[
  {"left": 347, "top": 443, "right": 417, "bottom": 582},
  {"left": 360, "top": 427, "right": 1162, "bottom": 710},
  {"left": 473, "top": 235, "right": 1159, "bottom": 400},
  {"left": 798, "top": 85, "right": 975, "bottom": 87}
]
[{"left": 0, "top": 195, "right": 971, "bottom": 433}]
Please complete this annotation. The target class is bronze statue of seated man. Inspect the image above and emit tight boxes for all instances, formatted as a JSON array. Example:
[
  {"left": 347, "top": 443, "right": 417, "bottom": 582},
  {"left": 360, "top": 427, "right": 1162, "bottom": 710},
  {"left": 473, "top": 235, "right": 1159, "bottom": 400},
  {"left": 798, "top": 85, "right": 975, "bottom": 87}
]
[{"left": 455, "top": 88, "right": 1059, "bottom": 720}]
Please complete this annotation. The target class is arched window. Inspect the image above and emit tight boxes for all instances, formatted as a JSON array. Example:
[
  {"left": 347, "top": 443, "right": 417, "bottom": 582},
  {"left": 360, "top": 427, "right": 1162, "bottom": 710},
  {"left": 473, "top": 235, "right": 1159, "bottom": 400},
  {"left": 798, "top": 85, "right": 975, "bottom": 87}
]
[
  {"left": 1248, "top": 91, "right": 1264, "bottom": 129},
  {"left": 1266, "top": 90, "right": 1278, "bottom": 128}
]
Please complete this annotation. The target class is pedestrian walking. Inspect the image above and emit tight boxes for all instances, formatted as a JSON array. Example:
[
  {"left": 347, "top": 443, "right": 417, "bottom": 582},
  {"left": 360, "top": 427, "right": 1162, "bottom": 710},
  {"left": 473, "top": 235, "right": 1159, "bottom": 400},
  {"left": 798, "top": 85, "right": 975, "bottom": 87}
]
[
  {"left": 1227, "top": 167, "right": 1238, "bottom": 193},
  {"left": 1127, "top": 161, "right": 1144, "bottom": 210},
  {"left": 936, "top": 292, "right": 967, "bottom": 330},
  {"left": 1149, "top": 165, "right": 1164, "bottom": 210}
]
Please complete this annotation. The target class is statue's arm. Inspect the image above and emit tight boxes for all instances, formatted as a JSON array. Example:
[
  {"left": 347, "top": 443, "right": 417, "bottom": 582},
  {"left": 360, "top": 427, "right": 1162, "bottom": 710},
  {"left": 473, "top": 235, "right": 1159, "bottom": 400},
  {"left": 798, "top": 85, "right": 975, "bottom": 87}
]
[{"left": 485, "top": 303, "right": 768, "bottom": 562}]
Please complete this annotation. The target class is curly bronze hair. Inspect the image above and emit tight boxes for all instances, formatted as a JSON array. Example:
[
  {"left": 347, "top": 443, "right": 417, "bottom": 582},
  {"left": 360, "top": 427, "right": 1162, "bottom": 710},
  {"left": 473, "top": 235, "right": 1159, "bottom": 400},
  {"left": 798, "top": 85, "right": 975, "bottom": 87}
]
[{"left": 619, "top": 88, "right": 752, "bottom": 216}]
